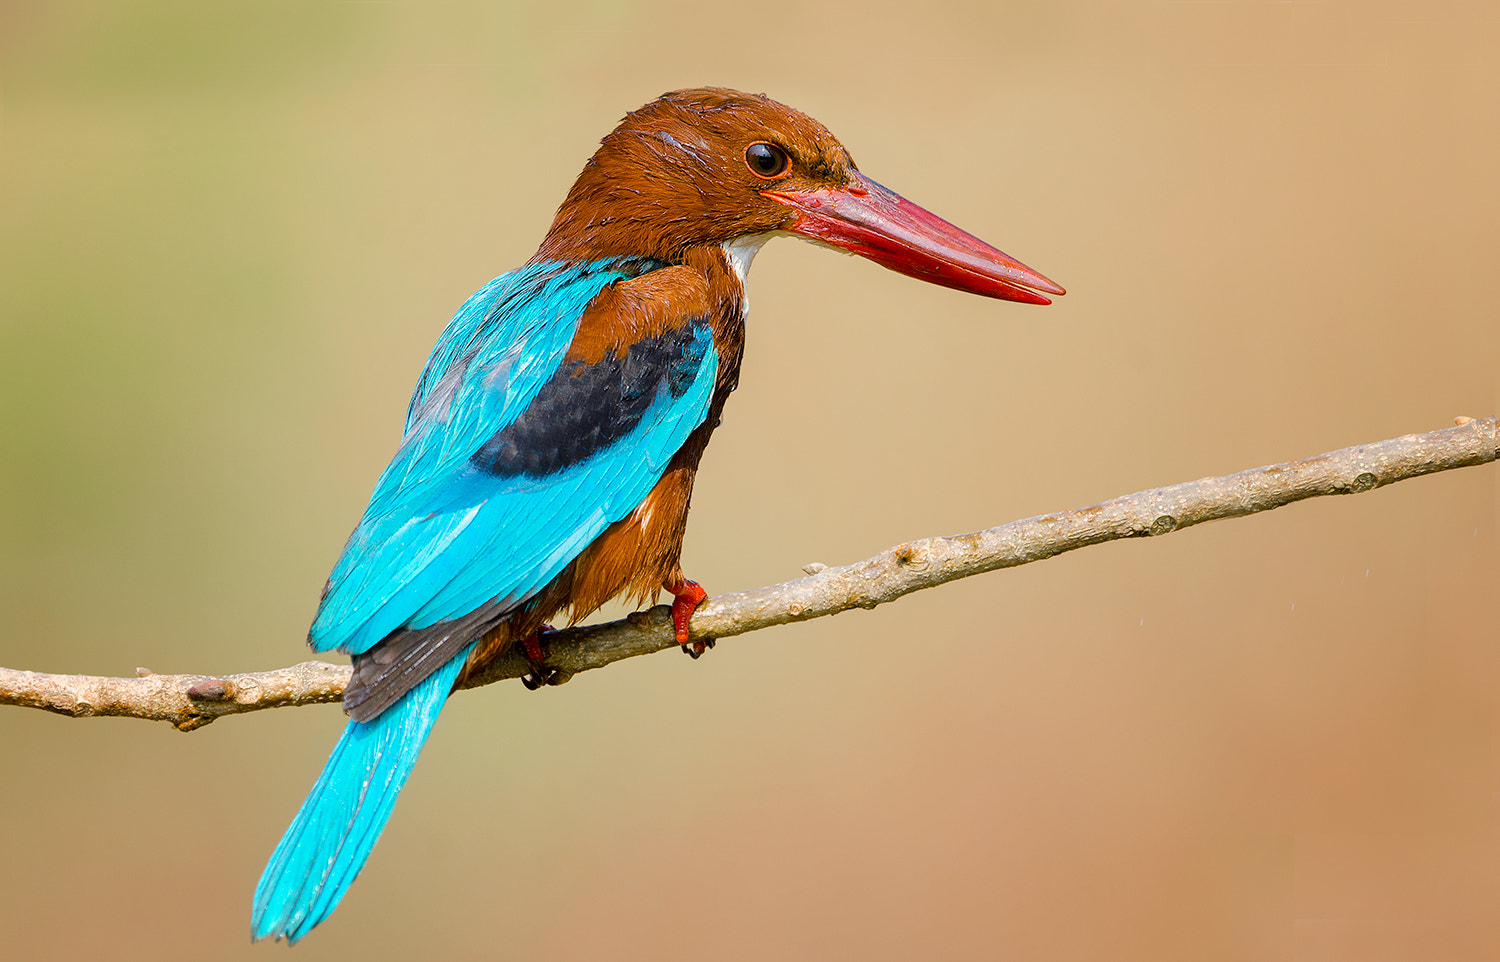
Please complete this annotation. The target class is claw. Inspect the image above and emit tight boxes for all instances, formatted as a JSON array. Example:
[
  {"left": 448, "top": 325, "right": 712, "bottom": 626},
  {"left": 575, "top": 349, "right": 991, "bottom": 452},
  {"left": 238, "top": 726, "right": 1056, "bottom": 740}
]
[
  {"left": 679, "top": 637, "right": 716, "bottom": 659},
  {"left": 519, "top": 624, "right": 558, "bottom": 690}
]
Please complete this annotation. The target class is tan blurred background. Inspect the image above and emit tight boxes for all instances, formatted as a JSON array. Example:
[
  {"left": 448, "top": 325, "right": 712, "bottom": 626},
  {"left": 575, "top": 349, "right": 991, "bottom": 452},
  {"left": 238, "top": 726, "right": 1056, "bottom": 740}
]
[{"left": 2, "top": 1, "right": 1497, "bottom": 959}]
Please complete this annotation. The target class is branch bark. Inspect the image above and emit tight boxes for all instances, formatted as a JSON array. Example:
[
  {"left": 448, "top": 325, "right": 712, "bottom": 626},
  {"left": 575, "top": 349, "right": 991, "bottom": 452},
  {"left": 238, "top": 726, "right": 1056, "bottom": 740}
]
[{"left": 4, "top": 416, "right": 1494, "bottom": 732}]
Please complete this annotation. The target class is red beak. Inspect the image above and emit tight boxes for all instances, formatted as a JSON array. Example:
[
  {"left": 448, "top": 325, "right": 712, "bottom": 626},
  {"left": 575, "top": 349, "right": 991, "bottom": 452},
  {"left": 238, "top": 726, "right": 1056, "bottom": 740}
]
[{"left": 763, "top": 172, "right": 1064, "bottom": 305}]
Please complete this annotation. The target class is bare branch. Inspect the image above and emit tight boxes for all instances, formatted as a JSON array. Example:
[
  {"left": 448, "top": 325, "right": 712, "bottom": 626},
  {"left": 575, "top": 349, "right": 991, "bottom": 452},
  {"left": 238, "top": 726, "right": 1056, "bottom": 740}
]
[
  {"left": 0, "top": 661, "right": 349, "bottom": 732},
  {"left": 4, "top": 417, "right": 1494, "bottom": 732}
]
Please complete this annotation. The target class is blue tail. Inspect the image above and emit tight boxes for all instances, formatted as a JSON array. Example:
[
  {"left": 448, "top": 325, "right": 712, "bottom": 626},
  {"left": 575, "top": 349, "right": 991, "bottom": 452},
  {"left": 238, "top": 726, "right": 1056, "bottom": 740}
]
[{"left": 251, "top": 644, "right": 474, "bottom": 943}]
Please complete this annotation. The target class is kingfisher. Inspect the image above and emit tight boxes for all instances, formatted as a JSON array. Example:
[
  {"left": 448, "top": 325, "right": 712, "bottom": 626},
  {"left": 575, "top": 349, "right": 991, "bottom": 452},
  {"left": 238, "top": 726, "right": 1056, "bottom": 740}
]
[{"left": 251, "top": 87, "right": 1064, "bottom": 943}]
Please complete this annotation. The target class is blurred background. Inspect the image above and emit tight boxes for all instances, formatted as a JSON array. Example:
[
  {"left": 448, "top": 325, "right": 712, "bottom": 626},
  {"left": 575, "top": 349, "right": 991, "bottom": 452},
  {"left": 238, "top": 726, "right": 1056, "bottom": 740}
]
[{"left": 2, "top": 1, "right": 1497, "bottom": 959}]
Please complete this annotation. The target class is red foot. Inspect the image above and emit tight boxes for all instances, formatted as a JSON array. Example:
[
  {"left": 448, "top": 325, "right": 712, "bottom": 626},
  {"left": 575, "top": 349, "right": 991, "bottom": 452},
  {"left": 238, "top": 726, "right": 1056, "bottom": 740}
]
[
  {"left": 666, "top": 579, "right": 714, "bottom": 658},
  {"left": 519, "top": 624, "right": 557, "bottom": 690}
]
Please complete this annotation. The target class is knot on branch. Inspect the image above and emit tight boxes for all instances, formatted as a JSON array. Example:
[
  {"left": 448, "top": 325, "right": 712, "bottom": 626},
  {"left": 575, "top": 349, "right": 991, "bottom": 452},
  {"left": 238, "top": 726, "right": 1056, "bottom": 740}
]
[
  {"left": 187, "top": 679, "right": 237, "bottom": 702},
  {"left": 894, "top": 543, "right": 932, "bottom": 569},
  {"left": 1149, "top": 515, "right": 1178, "bottom": 536}
]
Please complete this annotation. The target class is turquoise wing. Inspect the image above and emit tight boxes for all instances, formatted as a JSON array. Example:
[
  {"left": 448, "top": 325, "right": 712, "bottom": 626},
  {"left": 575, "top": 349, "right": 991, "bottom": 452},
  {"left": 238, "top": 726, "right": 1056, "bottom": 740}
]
[{"left": 307, "top": 257, "right": 716, "bottom": 718}]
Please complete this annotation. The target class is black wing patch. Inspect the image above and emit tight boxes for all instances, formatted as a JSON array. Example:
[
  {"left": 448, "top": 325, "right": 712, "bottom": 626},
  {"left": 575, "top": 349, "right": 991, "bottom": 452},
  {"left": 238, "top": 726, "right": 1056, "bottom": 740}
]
[{"left": 470, "top": 319, "right": 710, "bottom": 478}]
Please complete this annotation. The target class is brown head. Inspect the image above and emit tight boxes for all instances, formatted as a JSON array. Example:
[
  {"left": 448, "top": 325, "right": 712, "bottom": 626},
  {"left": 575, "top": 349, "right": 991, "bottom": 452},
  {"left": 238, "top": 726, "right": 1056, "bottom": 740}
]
[{"left": 538, "top": 87, "right": 1063, "bottom": 304}]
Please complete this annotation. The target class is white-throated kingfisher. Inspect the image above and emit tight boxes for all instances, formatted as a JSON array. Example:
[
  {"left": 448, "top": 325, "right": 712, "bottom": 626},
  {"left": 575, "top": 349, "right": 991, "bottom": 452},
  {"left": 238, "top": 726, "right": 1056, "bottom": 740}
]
[{"left": 252, "top": 87, "right": 1064, "bottom": 942}]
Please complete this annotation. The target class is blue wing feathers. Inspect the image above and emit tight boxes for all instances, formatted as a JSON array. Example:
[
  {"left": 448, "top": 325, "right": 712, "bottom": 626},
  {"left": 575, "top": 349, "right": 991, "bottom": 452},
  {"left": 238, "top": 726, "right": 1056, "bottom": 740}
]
[
  {"left": 310, "top": 259, "right": 716, "bottom": 660},
  {"left": 314, "top": 260, "right": 659, "bottom": 652}
]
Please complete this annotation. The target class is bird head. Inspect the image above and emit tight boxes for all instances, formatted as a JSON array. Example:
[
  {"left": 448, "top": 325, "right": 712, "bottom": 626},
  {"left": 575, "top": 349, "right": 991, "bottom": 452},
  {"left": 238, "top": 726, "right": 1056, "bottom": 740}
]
[{"left": 538, "top": 87, "right": 1063, "bottom": 305}]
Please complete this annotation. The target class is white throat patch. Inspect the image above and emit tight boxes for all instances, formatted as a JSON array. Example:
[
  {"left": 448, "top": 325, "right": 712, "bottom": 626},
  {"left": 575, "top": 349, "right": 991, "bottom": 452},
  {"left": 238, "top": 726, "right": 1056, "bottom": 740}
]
[{"left": 720, "top": 232, "right": 780, "bottom": 287}]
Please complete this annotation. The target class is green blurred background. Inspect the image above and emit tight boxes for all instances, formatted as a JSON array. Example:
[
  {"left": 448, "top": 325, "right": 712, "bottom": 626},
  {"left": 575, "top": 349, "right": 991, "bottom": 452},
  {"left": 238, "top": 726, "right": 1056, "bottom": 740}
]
[{"left": 2, "top": 1, "right": 1497, "bottom": 959}]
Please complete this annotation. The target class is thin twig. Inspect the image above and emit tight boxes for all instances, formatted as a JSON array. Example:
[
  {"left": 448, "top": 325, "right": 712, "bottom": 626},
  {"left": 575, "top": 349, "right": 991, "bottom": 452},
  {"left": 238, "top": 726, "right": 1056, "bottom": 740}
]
[{"left": 3, "top": 417, "right": 1494, "bottom": 732}]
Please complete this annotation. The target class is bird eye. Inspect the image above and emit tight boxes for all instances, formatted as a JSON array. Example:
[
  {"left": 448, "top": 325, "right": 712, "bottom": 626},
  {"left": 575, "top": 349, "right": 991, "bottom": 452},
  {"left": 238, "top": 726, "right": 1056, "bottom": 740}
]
[{"left": 745, "top": 142, "right": 790, "bottom": 179}]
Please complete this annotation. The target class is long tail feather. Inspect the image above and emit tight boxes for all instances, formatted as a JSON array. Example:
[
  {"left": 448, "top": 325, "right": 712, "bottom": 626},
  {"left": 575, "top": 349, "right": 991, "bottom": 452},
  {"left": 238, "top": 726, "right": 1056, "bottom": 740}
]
[{"left": 251, "top": 644, "right": 475, "bottom": 943}]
